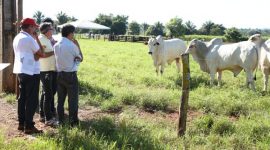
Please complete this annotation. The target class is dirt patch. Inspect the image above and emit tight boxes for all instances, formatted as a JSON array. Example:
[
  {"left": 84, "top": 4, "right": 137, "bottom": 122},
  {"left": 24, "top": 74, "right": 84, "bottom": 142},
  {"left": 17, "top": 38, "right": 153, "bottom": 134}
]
[
  {"left": 0, "top": 100, "right": 103, "bottom": 141},
  {"left": 0, "top": 100, "right": 57, "bottom": 141}
]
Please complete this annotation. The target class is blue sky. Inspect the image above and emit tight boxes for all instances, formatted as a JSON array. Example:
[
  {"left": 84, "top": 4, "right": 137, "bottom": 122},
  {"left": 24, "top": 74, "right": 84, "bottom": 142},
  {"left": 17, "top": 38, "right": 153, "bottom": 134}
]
[{"left": 24, "top": 0, "right": 270, "bottom": 29}]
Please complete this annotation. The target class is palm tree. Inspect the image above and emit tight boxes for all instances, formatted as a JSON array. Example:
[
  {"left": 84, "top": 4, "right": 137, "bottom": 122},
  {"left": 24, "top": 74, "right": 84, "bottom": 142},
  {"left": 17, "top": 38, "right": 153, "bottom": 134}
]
[
  {"left": 185, "top": 21, "right": 197, "bottom": 35},
  {"left": 141, "top": 23, "right": 149, "bottom": 35},
  {"left": 33, "top": 11, "right": 45, "bottom": 24},
  {"left": 56, "top": 11, "right": 69, "bottom": 25},
  {"left": 199, "top": 21, "right": 215, "bottom": 35}
]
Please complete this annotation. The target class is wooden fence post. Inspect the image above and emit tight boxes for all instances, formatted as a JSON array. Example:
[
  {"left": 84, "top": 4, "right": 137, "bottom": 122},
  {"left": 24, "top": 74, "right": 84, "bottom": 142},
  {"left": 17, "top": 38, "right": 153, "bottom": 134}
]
[
  {"left": 1, "top": 0, "right": 19, "bottom": 93},
  {"left": 178, "top": 53, "right": 190, "bottom": 137}
]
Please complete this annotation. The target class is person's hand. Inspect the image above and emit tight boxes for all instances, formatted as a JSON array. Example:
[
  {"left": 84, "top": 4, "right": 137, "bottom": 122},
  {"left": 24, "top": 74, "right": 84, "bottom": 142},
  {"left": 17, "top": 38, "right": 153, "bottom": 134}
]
[
  {"left": 72, "top": 39, "right": 79, "bottom": 46},
  {"left": 34, "top": 54, "right": 40, "bottom": 61},
  {"left": 32, "top": 31, "right": 39, "bottom": 39},
  {"left": 74, "top": 56, "right": 82, "bottom": 62}
]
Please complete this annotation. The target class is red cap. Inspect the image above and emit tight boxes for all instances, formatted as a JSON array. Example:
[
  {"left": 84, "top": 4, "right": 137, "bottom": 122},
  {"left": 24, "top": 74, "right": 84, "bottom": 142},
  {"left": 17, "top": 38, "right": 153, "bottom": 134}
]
[{"left": 20, "top": 18, "right": 39, "bottom": 27}]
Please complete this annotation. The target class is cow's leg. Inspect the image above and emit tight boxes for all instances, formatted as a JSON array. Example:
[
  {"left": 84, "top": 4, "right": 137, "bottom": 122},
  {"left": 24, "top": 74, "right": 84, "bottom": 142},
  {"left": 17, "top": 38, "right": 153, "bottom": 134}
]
[
  {"left": 175, "top": 58, "right": 180, "bottom": 72},
  {"left": 156, "top": 65, "right": 159, "bottom": 75},
  {"left": 262, "top": 68, "right": 269, "bottom": 91},
  {"left": 217, "top": 71, "right": 222, "bottom": 86},
  {"left": 160, "top": 64, "right": 165, "bottom": 75},
  {"left": 246, "top": 71, "right": 255, "bottom": 91},
  {"left": 209, "top": 71, "right": 216, "bottom": 86}
]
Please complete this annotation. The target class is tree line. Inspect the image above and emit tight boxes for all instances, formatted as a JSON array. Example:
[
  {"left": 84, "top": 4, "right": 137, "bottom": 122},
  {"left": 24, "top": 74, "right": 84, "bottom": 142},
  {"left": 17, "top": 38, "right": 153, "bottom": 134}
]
[{"left": 33, "top": 11, "right": 270, "bottom": 42}]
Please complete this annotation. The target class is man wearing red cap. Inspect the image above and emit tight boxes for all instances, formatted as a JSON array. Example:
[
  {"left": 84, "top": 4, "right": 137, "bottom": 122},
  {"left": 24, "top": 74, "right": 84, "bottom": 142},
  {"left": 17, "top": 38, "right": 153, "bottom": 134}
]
[{"left": 13, "top": 18, "right": 44, "bottom": 134}]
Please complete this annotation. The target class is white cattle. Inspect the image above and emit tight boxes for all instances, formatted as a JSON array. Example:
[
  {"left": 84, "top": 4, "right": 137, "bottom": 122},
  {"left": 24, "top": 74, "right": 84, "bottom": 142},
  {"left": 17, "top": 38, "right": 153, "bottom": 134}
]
[
  {"left": 147, "top": 35, "right": 187, "bottom": 75},
  {"left": 185, "top": 34, "right": 263, "bottom": 90},
  {"left": 259, "top": 39, "right": 270, "bottom": 91}
]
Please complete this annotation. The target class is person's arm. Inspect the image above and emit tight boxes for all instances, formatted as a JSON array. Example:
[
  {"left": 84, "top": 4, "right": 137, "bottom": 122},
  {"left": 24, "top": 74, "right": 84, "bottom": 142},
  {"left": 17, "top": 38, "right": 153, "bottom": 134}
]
[
  {"left": 33, "top": 32, "right": 45, "bottom": 60},
  {"left": 72, "top": 39, "right": 83, "bottom": 62},
  {"left": 35, "top": 33, "right": 55, "bottom": 58}
]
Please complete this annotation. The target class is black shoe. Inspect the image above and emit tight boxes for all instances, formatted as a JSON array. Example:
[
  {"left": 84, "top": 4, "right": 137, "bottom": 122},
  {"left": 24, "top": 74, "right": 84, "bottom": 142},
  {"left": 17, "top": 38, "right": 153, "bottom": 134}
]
[
  {"left": 39, "top": 117, "right": 45, "bottom": 123},
  {"left": 17, "top": 124, "right": 24, "bottom": 131},
  {"left": 70, "top": 121, "right": 79, "bottom": 127},
  {"left": 24, "top": 126, "right": 43, "bottom": 134}
]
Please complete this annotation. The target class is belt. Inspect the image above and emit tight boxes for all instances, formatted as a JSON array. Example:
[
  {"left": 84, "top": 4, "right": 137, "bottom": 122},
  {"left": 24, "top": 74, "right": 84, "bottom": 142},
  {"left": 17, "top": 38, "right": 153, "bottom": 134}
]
[{"left": 58, "top": 71, "right": 76, "bottom": 74}]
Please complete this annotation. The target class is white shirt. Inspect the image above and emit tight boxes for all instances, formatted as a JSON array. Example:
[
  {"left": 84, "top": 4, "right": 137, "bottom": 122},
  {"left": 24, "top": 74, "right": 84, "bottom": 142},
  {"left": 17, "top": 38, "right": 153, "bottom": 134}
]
[
  {"left": 13, "top": 31, "right": 40, "bottom": 75},
  {"left": 39, "top": 34, "right": 56, "bottom": 71},
  {"left": 53, "top": 37, "right": 81, "bottom": 72}
]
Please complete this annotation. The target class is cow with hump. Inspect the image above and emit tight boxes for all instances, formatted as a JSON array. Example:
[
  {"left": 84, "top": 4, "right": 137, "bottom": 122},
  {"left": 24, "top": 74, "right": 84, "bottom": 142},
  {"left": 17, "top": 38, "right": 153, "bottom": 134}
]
[
  {"left": 185, "top": 34, "right": 264, "bottom": 91},
  {"left": 147, "top": 35, "right": 187, "bottom": 75}
]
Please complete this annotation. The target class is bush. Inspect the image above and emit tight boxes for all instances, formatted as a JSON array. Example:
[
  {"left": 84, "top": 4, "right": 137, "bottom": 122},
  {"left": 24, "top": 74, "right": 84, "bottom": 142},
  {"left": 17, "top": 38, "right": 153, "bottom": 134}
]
[
  {"left": 191, "top": 115, "right": 214, "bottom": 135},
  {"left": 224, "top": 28, "right": 246, "bottom": 42},
  {"left": 212, "top": 118, "right": 235, "bottom": 136},
  {"left": 184, "top": 35, "right": 225, "bottom": 42},
  {"left": 225, "top": 102, "right": 248, "bottom": 117},
  {"left": 250, "top": 124, "right": 270, "bottom": 141}
]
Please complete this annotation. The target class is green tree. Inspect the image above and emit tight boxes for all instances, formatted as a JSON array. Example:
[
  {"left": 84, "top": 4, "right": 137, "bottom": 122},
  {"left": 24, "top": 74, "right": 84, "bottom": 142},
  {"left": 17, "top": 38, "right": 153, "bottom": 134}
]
[
  {"left": 94, "top": 14, "right": 113, "bottom": 34},
  {"left": 128, "top": 21, "right": 140, "bottom": 35},
  {"left": 111, "top": 15, "right": 128, "bottom": 35},
  {"left": 94, "top": 14, "right": 113, "bottom": 27},
  {"left": 33, "top": 11, "right": 45, "bottom": 24},
  {"left": 199, "top": 21, "right": 215, "bottom": 35},
  {"left": 199, "top": 21, "right": 226, "bottom": 35},
  {"left": 141, "top": 23, "right": 149, "bottom": 35},
  {"left": 56, "top": 11, "right": 69, "bottom": 25},
  {"left": 224, "top": 27, "right": 244, "bottom": 42},
  {"left": 185, "top": 20, "right": 197, "bottom": 35},
  {"left": 248, "top": 29, "right": 261, "bottom": 36},
  {"left": 146, "top": 22, "right": 164, "bottom": 36},
  {"left": 210, "top": 24, "right": 226, "bottom": 35},
  {"left": 165, "top": 17, "right": 186, "bottom": 37}
]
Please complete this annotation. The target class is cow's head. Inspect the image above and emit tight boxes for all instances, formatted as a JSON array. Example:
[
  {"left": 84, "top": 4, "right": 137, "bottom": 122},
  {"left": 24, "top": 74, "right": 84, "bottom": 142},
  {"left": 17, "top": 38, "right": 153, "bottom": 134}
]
[
  {"left": 147, "top": 37, "right": 160, "bottom": 55},
  {"left": 185, "top": 39, "right": 209, "bottom": 59},
  {"left": 185, "top": 39, "right": 198, "bottom": 54}
]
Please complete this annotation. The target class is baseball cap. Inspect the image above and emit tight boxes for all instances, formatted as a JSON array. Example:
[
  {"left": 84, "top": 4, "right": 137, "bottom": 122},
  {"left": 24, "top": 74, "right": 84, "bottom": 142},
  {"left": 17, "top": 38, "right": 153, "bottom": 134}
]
[{"left": 20, "top": 18, "right": 39, "bottom": 27}]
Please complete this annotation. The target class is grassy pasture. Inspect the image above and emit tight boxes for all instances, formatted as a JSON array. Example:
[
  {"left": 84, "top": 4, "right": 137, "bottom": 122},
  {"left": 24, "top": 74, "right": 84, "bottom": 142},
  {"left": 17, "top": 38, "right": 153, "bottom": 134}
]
[{"left": 2, "top": 39, "right": 270, "bottom": 149}]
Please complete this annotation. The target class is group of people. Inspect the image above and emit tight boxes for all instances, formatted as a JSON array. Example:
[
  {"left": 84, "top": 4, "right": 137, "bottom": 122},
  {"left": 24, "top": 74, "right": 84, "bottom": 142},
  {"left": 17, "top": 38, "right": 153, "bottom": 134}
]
[{"left": 13, "top": 17, "right": 83, "bottom": 134}]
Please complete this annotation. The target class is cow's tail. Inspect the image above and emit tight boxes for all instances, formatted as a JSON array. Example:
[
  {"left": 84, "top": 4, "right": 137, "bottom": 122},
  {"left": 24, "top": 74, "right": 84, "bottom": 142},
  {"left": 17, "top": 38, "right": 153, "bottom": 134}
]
[{"left": 253, "top": 46, "right": 259, "bottom": 81}]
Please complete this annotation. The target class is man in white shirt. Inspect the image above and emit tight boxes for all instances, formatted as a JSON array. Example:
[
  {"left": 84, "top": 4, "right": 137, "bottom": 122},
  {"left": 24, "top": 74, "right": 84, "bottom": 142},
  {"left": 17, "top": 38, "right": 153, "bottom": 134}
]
[
  {"left": 54, "top": 24, "right": 83, "bottom": 126},
  {"left": 13, "top": 18, "right": 44, "bottom": 134}
]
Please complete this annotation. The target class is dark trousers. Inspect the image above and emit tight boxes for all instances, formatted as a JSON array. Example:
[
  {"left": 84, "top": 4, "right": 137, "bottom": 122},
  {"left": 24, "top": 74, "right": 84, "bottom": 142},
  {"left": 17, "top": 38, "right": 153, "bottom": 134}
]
[
  {"left": 17, "top": 73, "right": 40, "bottom": 128},
  {"left": 40, "top": 71, "right": 57, "bottom": 121},
  {"left": 57, "top": 71, "right": 79, "bottom": 124}
]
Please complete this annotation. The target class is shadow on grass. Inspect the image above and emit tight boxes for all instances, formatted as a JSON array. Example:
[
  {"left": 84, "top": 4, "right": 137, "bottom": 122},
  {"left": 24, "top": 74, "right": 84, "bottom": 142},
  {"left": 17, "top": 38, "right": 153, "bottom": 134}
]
[
  {"left": 174, "top": 75, "right": 209, "bottom": 90},
  {"left": 79, "top": 81, "right": 113, "bottom": 99},
  {"left": 78, "top": 117, "right": 165, "bottom": 150}
]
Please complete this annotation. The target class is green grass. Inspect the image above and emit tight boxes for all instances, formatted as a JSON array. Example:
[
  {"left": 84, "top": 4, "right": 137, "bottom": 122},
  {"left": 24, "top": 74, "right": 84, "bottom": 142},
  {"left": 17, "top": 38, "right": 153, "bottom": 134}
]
[
  {"left": 2, "top": 39, "right": 270, "bottom": 149},
  {"left": 0, "top": 93, "right": 16, "bottom": 104}
]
